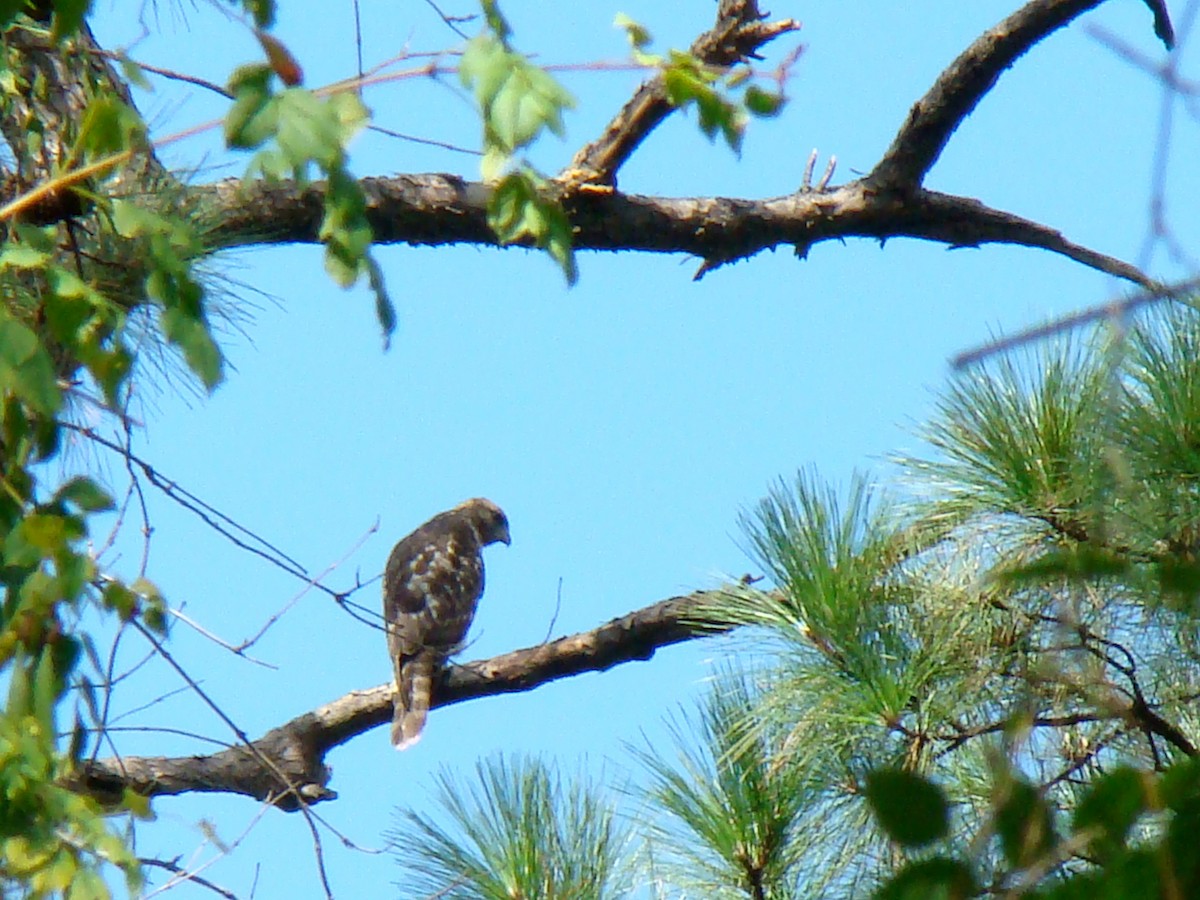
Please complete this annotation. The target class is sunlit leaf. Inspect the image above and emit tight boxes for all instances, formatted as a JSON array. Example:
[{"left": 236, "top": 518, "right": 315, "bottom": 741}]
[
  {"left": 225, "top": 64, "right": 277, "bottom": 149},
  {"left": 54, "top": 477, "right": 114, "bottom": 513},
  {"left": 0, "top": 311, "right": 61, "bottom": 415},
  {"left": 744, "top": 85, "right": 785, "bottom": 117},
  {"left": 76, "top": 96, "right": 146, "bottom": 157}
]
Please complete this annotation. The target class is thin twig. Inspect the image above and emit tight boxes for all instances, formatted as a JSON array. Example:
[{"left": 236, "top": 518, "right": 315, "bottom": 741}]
[
  {"left": 139, "top": 858, "right": 238, "bottom": 900},
  {"left": 951, "top": 276, "right": 1200, "bottom": 369}
]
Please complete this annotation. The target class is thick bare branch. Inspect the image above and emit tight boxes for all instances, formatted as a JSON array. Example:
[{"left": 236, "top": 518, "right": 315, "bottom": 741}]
[
  {"left": 195, "top": 174, "right": 1153, "bottom": 287},
  {"left": 870, "top": 0, "right": 1106, "bottom": 190},
  {"left": 6, "top": 0, "right": 1157, "bottom": 290},
  {"left": 71, "top": 591, "right": 729, "bottom": 811}
]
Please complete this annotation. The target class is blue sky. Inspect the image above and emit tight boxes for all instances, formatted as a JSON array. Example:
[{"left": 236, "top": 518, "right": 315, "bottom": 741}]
[{"left": 77, "top": 0, "right": 1198, "bottom": 896}]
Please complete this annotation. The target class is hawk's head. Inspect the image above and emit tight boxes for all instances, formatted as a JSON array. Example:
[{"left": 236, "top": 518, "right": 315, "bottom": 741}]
[{"left": 458, "top": 497, "right": 511, "bottom": 547}]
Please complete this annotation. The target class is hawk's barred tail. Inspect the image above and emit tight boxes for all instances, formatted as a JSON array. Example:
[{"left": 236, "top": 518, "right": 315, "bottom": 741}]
[{"left": 392, "top": 650, "right": 436, "bottom": 750}]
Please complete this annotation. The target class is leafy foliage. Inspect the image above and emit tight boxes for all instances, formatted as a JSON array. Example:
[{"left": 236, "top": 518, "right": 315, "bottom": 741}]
[
  {"left": 615, "top": 14, "right": 786, "bottom": 154},
  {"left": 224, "top": 58, "right": 391, "bottom": 342},
  {"left": 459, "top": 14, "right": 578, "bottom": 284},
  {"left": 866, "top": 769, "right": 949, "bottom": 848},
  {"left": 0, "top": 7, "right": 372, "bottom": 896},
  {"left": 598, "top": 309, "right": 1200, "bottom": 896}
]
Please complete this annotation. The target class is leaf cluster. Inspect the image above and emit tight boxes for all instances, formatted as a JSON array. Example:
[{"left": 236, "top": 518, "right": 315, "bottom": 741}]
[
  {"left": 616, "top": 14, "right": 785, "bottom": 154},
  {"left": 224, "top": 57, "right": 392, "bottom": 341},
  {"left": 459, "top": 17, "right": 578, "bottom": 284},
  {"left": 0, "top": 6, "right": 370, "bottom": 895}
]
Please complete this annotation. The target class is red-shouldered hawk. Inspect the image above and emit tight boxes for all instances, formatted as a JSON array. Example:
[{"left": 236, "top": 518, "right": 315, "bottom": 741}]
[{"left": 383, "top": 498, "right": 510, "bottom": 749}]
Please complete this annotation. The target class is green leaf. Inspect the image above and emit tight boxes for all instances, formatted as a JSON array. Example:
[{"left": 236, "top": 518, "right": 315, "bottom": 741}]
[
  {"left": 0, "top": 1, "right": 26, "bottom": 30},
  {"left": 319, "top": 168, "right": 371, "bottom": 276},
  {"left": 744, "top": 85, "right": 785, "bottom": 117},
  {"left": 76, "top": 96, "right": 146, "bottom": 158},
  {"left": 242, "top": 0, "right": 275, "bottom": 28},
  {"left": 10, "top": 512, "right": 73, "bottom": 558},
  {"left": 662, "top": 63, "right": 745, "bottom": 152},
  {"left": 460, "top": 35, "right": 510, "bottom": 106},
  {"left": 663, "top": 66, "right": 703, "bottom": 107},
  {"left": 54, "top": 477, "right": 114, "bottom": 513},
  {"left": 995, "top": 778, "right": 1057, "bottom": 868},
  {"left": 1157, "top": 556, "right": 1200, "bottom": 607},
  {"left": 487, "top": 171, "right": 576, "bottom": 285},
  {"left": 1161, "top": 755, "right": 1200, "bottom": 812},
  {"left": 275, "top": 89, "right": 345, "bottom": 169},
  {"left": 876, "top": 857, "right": 976, "bottom": 900},
  {"left": 7, "top": 656, "right": 32, "bottom": 717},
  {"left": 110, "top": 199, "right": 195, "bottom": 249},
  {"left": 866, "top": 769, "right": 949, "bottom": 848},
  {"left": 0, "top": 310, "right": 62, "bottom": 415},
  {"left": 68, "top": 711, "right": 87, "bottom": 763},
  {"left": 160, "top": 307, "right": 224, "bottom": 389},
  {"left": 489, "top": 64, "right": 572, "bottom": 148},
  {"left": 1072, "top": 766, "right": 1148, "bottom": 862},
  {"left": 366, "top": 254, "right": 396, "bottom": 347},
  {"left": 50, "top": 0, "right": 88, "bottom": 41},
  {"left": 46, "top": 266, "right": 107, "bottom": 303},
  {"left": 327, "top": 91, "right": 370, "bottom": 139},
  {"left": 33, "top": 646, "right": 60, "bottom": 732},
  {"left": 479, "top": 0, "right": 511, "bottom": 42},
  {"left": 102, "top": 582, "right": 138, "bottom": 621},
  {"left": 998, "top": 545, "right": 1130, "bottom": 586},
  {"left": 225, "top": 64, "right": 277, "bottom": 149},
  {"left": 460, "top": 36, "right": 574, "bottom": 155},
  {"left": 0, "top": 243, "right": 51, "bottom": 270},
  {"left": 614, "top": 13, "right": 652, "bottom": 51},
  {"left": 65, "top": 866, "right": 108, "bottom": 900},
  {"left": 119, "top": 57, "right": 151, "bottom": 91},
  {"left": 83, "top": 345, "right": 133, "bottom": 407},
  {"left": 121, "top": 787, "right": 154, "bottom": 820},
  {"left": 132, "top": 578, "right": 167, "bottom": 634}
]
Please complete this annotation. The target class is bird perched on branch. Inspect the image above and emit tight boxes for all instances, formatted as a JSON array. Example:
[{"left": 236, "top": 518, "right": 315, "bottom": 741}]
[{"left": 382, "top": 498, "right": 510, "bottom": 749}]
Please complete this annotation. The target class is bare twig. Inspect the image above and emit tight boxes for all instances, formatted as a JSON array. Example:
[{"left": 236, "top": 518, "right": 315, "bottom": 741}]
[
  {"left": 139, "top": 858, "right": 238, "bottom": 900},
  {"left": 235, "top": 520, "right": 380, "bottom": 653},
  {"left": 951, "top": 275, "right": 1200, "bottom": 369}
]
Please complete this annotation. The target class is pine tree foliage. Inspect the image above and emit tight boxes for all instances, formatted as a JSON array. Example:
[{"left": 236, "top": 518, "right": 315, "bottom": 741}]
[
  {"left": 391, "top": 306, "right": 1200, "bottom": 897},
  {"left": 388, "top": 755, "right": 629, "bottom": 899},
  {"left": 630, "top": 673, "right": 821, "bottom": 899},
  {"left": 708, "top": 306, "right": 1200, "bottom": 894}
]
